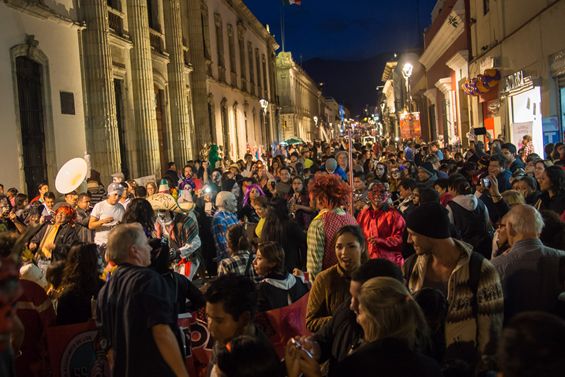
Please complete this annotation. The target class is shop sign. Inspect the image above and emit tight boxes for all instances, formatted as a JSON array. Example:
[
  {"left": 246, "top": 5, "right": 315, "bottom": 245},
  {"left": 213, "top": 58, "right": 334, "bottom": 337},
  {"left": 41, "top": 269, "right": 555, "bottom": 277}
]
[
  {"left": 542, "top": 116, "right": 560, "bottom": 145},
  {"left": 504, "top": 70, "right": 533, "bottom": 93}
]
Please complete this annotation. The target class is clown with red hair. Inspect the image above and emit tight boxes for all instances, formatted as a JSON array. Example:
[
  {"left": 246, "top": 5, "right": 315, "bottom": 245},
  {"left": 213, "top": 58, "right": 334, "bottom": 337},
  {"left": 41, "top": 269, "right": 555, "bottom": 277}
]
[
  {"left": 356, "top": 182, "right": 406, "bottom": 267},
  {"left": 306, "top": 173, "right": 357, "bottom": 278}
]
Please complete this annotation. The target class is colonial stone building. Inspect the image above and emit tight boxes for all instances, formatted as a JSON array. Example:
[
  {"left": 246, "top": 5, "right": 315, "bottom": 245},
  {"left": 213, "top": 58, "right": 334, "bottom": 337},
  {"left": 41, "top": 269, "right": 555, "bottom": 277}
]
[
  {"left": 81, "top": 0, "right": 196, "bottom": 184},
  {"left": 276, "top": 51, "right": 324, "bottom": 141},
  {"left": 186, "top": 0, "right": 280, "bottom": 160},
  {"left": 0, "top": 0, "right": 87, "bottom": 196}
]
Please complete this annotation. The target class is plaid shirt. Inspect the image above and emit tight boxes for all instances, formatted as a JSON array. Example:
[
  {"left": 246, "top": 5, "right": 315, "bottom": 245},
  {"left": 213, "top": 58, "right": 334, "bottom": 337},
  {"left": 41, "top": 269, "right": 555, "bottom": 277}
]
[
  {"left": 212, "top": 210, "right": 239, "bottom": 260},
  {"left": 217, "top": 250, "right": 257, "bottom": 279},
  {"left": 306, "top": 208, "right": 357, "bottom": 279}
]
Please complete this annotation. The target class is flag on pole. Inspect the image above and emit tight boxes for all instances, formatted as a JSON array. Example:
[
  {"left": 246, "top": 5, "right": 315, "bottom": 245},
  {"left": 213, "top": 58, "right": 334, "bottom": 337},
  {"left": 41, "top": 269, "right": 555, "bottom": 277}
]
[{"left": 285, "top": 0, "right": 302, "bottom": 5}]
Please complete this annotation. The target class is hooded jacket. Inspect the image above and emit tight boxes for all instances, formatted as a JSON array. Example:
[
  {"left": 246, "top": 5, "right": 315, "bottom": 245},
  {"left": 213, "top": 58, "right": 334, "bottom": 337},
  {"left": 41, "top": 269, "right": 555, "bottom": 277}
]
[{"left": 256, "top": 273, "right": 309, "bottom": 312}]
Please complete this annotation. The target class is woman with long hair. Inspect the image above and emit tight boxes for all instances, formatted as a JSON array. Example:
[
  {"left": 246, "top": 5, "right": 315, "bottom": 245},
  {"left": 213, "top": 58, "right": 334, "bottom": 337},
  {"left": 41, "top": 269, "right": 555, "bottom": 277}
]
[
  {"left": 253, "top": 241, "right": 308, "bottom": 312},
  {"left": 261, "top": 198, "right": 307, "bottom": 272},
  {"left": 289, "top": 176, "right": 314, "bottom": 231},
  {"left": 56, "top": 243, "right": 103, "bottom": 325},
  {"left": 238, "top": 184, "right": 264, "bottom": 224},
  {"left": 536, "top": 165, "right": 565, "bottom": 219},
  {"left": 122, "top": 198, "right": 155, "bottom": 238},
  {"left": 374, "top": 162, "right": 389, "bottom": 184},
  {"left": 305, "top": 225, "right": 368, "bottom": 332},
  {"left": 287, "top": 277, "right": 440, "bottom": 377}
]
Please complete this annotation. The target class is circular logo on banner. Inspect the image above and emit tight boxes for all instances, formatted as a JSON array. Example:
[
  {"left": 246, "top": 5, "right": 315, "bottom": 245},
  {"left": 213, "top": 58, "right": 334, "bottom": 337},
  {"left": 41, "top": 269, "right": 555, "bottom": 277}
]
[{"left": 60, "top": 330, "right": 97, "bottom": 377}]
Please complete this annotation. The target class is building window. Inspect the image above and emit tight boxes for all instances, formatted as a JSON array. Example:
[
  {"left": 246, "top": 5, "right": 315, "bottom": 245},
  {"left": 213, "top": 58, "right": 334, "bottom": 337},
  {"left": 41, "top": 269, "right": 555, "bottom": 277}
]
[
  {"left": 227, "top": 24, "right": 237, "bottom": 85},
  {"left": 248, "top": 42, "right": 255, "bottom": 95},
  {"left": 214, "top": 13, "right": 225, "bottom": 82},
  {"left": 147, "top": 0, "right": 160, "bottom": 31},
  {"left": 262, "top": 54, "right": 268, "bottom": 99},
  {"left": 238, "top": 23, "right": 247, "bottom": 91},
  {"left": 107, "top": 0, "right": 121, "bottom": 11},
  {"left": 201, "top": 4, "right": 211, "bottom": 60},
  {"left": 483, "top": 0, "right": 490, "bottom": 15},
  {"left": 255, "top": 48, "right": 261, "bottom": 97}
]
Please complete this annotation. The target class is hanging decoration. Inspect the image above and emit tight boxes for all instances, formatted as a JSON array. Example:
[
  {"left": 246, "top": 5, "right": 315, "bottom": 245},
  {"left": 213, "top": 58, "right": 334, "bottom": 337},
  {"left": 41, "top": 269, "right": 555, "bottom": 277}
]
[{"left": 462, "top": 69, "right": 501, "bottom": 96}]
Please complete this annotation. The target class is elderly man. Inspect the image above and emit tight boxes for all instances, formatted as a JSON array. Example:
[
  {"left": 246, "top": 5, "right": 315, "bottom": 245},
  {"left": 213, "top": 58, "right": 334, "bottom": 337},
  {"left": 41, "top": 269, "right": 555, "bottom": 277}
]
[
  {"left": 97, "top": 223, "right": 188, "bottom": 377},
  {"left": 492, "top": 204, "right": 565, "bottom": 321},
  {"left": 212, "top": 191, "right": 239, "bottom": 261}
]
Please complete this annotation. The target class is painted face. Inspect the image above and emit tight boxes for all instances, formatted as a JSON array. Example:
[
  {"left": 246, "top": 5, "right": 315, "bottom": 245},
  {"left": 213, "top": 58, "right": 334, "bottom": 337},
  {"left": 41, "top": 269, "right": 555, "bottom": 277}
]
[
  {"left": 249, "top": 188, "right": 261, "bottom": 200},
  {"left": 335, "top": 232, "right": 363, "bottom": 273},
  {"left": 206, "top": 302, "right": 247, "bottom": 346},
  {"left": 368, "top": 183, "right": 390, "bottom": 207},
  {"left": 375, "top": 164, "right": 386, "bottom": 177},
  {"left": 253, "top": 250, "right": 275, "bottom": 277}
]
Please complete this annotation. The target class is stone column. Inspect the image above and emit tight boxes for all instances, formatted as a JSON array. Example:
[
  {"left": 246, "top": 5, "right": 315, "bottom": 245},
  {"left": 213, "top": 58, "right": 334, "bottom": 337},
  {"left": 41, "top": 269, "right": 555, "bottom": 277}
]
[
  {"left": 126, "top": 0, "right": 160, "bottom": 176},
  {"left": 163, "top": 0, "right": 193, "bottom": 164},
  {"left": 81, "top": 0, "right": 121, "bottom": 185}
]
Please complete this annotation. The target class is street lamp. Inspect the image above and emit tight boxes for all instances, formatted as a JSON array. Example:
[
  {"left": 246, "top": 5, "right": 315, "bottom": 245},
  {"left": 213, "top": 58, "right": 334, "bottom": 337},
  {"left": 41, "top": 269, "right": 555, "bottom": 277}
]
[
  {"left": 259, "top": 99, "right": 269, "bottom": 146},
  {"left": 313, "top": 115, "right": 318, "bottom": 127}
]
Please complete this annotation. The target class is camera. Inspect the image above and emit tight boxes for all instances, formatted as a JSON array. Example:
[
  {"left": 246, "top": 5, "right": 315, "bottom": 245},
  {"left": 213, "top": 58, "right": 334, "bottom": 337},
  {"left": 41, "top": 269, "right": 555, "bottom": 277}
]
[{"left": 482, "top": 177, "right": 491, "bottom": 188}]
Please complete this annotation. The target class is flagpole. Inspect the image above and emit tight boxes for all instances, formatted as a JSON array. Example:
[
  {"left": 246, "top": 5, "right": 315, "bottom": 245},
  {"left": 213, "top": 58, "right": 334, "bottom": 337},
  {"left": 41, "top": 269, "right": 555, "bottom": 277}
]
[{"left": 280, "top": 0, "right": 286, "bottom": 51}]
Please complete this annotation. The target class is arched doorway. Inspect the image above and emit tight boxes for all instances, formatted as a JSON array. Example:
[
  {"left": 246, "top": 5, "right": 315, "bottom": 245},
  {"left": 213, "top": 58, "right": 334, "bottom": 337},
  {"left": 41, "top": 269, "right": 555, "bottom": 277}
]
[{"left": 16, "top": 56, "right": 47, "bottom": 197}]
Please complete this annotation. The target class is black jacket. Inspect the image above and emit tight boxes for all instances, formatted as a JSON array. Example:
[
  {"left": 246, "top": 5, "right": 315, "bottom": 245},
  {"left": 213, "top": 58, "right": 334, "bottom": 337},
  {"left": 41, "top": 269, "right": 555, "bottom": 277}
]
[
  {"left": 256, "top": 273, "right": 308, "bottom": 312},
  {"left": 330, "top": 337, "right": 442, "bottom": 377},
  {"left": 312, "top": 299, "right": 363, "bottom": 373}
]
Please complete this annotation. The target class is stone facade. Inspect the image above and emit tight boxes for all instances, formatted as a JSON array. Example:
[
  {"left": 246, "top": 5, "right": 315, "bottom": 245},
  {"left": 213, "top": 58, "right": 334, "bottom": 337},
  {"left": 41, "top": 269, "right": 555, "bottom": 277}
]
[
  {"left": 186, "top": 0, "right": 279, "bottom": 161},
  {"left": 81, "top": 0, "right": 196, "bottom": 184},
  {"left": 276, "top": 51, "right": 323, "bottom": 142},
  {"left": 0, "top": 0, "right": 86, "bottom": 196}
]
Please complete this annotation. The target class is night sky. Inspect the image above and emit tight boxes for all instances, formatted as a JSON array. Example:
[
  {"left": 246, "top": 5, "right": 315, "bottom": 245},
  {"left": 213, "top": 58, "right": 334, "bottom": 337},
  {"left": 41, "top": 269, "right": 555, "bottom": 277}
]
[{"left": 244, "top": 0, "right": 438, "bottom": 61}]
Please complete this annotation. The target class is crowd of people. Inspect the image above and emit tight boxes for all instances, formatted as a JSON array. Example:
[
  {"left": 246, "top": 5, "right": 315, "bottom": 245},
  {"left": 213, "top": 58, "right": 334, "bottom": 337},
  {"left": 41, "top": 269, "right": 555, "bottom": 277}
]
[{"left": 1, "top": 134, "right": 565, "bottom": 377}]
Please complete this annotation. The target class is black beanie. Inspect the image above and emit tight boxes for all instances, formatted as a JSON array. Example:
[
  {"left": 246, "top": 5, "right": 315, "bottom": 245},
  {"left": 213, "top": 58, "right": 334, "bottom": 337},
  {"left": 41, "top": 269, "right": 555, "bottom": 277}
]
[{"left": 406, "top": 202, "right": 450, "bottom": 239}]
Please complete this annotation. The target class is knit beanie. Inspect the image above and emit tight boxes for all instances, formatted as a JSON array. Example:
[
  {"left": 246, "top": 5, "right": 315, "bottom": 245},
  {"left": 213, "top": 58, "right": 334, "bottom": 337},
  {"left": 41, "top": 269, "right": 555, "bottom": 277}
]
[
  {"left": 406, "top": 202, "right": 450, "bottom": 239},
  {"left": 418, "top": 162, "right": 435, "bottom": 177}
]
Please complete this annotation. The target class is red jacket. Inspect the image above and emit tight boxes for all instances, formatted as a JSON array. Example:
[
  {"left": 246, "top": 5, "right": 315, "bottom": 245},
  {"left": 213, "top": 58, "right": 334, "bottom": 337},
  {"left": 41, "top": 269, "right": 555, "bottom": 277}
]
[{"left": 357, "top": 207, "right": 405, "bottom": 266}]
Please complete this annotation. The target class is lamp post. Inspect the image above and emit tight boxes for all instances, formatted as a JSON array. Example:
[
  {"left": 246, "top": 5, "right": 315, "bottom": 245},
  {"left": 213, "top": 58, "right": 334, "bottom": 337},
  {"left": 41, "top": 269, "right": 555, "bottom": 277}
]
[{"left": 259, "top": 98, "right": 269, "bottom": 147}]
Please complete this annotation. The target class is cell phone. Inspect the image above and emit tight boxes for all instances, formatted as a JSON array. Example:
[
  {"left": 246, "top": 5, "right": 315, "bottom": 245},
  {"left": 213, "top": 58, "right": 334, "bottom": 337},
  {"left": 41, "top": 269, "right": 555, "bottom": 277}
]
[
  {"left": 290, "top": 338, "right": 314, "bottom": 359},
  {"left": 482, "top": 177, "right": 491, "bottom": 188}
]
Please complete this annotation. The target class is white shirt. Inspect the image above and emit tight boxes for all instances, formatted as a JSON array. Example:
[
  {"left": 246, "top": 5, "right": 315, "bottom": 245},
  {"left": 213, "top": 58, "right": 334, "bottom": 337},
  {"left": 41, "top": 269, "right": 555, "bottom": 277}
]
[{"left": 91, "top": 200, "right": 125, "bottom": 245}]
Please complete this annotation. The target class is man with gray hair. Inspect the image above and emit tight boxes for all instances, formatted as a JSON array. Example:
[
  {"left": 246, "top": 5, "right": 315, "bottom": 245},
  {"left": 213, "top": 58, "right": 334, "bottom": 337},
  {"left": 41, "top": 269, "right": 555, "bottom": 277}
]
[
  {"left": 212, "top": 191, "right": 239, "bottom": 261},
  {"left": 492, "top": 204, "right": 565, "bottom": 321},
  {"left": 97, "top": 223, "right": 188, "bottom": 377}
]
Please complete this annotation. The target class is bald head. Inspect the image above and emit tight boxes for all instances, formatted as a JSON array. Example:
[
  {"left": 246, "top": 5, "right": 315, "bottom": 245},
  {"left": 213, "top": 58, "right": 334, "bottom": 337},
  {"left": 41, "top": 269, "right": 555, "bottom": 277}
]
[
  {"left": 505, "top": 204, "right": 544, "bottom": 243},
  {"left": 216, "top": 191, "right": 237, "bottom": 213}
]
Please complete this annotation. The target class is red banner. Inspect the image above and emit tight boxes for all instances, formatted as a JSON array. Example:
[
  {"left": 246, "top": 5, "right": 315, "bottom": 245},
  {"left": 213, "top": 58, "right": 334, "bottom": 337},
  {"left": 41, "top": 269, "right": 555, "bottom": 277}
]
[{"left": 255, "top": 292, "right": 311, "bottom": 358}]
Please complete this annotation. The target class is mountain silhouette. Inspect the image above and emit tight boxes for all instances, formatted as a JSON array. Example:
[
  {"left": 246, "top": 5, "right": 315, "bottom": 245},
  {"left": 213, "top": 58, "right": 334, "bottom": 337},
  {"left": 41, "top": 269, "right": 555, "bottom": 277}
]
[{"left": 301, "top": 53, "right": 395, "bottom": 116}]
